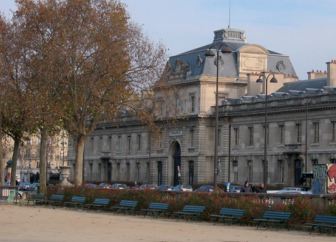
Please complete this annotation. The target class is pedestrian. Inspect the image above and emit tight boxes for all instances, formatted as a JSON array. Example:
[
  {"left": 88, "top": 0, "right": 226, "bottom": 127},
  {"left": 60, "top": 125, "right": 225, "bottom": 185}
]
[{"left": 242, "top": 180, "right": 252, "bottom": 193}]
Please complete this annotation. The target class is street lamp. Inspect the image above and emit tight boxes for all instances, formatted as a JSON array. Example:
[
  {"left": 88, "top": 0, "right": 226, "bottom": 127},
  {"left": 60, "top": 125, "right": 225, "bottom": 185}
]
[
  {"left": 304, "top": 98, "right": 312, "bottom": 173},
  {"left": 256, "top": 72, "right": 278, "bottom": 187},
  {"left": 206, "top": 44, "right": 232, "bottom": 187}
]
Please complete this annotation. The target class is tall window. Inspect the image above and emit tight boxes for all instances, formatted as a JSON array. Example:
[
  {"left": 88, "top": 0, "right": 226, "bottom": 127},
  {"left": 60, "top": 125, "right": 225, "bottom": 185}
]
[
  {"left": 234, "top": 128, "right": 239, "bottom": 145},
  {"left": 188, "top": 161, "right": 194, "bottom": 185},
  {"left": 263, "top": 125, "right": 269, "bottom": 144},
  {"left": 98, "top": 163, "right": 102, "bottom": 181},
  {"left": 190, "top": 128, "right": 194, "bottom": 147},
  {"left": 146, "top": 162, "right": 150, "bottom": 183},
  {"left": 108, "top": 136, "right": 112, "bottom": 151},
  {"left": 159, "top": 130, "right": 163, "bottom": 148},
  {"left": 126, "top": 162, "right": 130, "bottom": 181},
  {"left": 90, "top": 137, "right": 94, "bottom": 153},
  {"left": 99, "top": 136, "right": 103, "bottom": 152},
  {"left": 190, "top": 94, "right": 195, "bottom": 113},
  {"left": 89, "top": 163, "right": 93, "bottom": 181},
  {"left": 157, "top": 161, "right": 163, "bottom": 185},
  {"left": 278, "top": 160, "right": 284, "bottom": 183},
  {"left": 137, "top": 134, "right": 141, "bottom": 151},
  {"left": 233, "top": 160, "right": 238, "bottom": 183},
  {"left": 279, "top": 124, "right": 285, "bottom": 144},
  {"left": 117, "top": 162, "right": 120, "bottom": 180},
  {"left": 313, "top": 122, "right": 319, "bottom": 143},
  {"left": 312, "top": 159, "right": 318, "bottom": 165},
  {"left": 127, "top": 135, "right": 131, "bottom": 154},
  {"left": 296, "top": 123, "right": 302, "bottom": 143},
  {"left": 332, "top": 121, "right": 336, "bottom": 142},
  {"left": 218, "top": 128, "right": 221, "bottom": 146},
  {"left": 248, "top": 127, "right": 254, "bottom": 146},
  {"left": 247, "top": 160, "right": 253, "bottom": 182},
  {"left": 117, "top": 135, "right": 121, "bottom": 152}
]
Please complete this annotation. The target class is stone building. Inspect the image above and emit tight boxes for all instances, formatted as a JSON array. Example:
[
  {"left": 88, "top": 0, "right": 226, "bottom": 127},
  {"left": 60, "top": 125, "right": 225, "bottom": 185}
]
[
  {"left": 67, "top": 27, "right": 314, "bottom": 186},
  {"left": 220, "top": 60, "right": 336, "bottom": 186},
  {"left": 2, "top": 131, "right": 68, "bottom": 183}
]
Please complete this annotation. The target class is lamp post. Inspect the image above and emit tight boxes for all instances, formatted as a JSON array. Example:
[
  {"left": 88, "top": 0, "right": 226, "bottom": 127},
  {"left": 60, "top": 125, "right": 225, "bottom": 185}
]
[
  {"left": 304, "top": 98, "right": 311, "bottom": 173},
  {"left": 206, "top": 44, "right": 232, "bottom": 187},
  {"left": 256, "top": 72, "right": 278, "bottom": 187}
]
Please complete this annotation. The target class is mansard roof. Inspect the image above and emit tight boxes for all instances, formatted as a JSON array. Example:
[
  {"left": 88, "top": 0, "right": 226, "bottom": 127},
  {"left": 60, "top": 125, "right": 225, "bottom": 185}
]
[
  {"left": 164, "top": 28, "right": 297, "bottom": 80},
  {"left": 277, "top": 78, "right": 327, "bottom": 92}
]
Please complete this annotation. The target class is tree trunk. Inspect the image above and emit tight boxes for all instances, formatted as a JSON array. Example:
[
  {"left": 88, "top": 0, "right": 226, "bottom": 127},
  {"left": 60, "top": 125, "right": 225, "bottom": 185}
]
[
  {"left": 39, "top": 128, "right": 48, "bottom": 194},
  {"left": 0, "top": 132, "right": 4, "bottom": 186},
  {"left": 74, "top": 134, "right": 86, "bottom": 186},
  {"left": 10, "top": 137, "right": 20, "bottom": 186}
]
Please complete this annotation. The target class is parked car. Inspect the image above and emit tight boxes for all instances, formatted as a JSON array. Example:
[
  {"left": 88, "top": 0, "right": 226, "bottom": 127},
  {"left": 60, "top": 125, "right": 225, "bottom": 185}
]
[
  {"left": 194, "top": 185, "right": 214, "bottom": 193},
  {"left": 223, "top": 182, "right": 242, "bottom": 193},
  {"left": 157, "top": 185, "right": 173, "bottom": 192},
  {"left": 111, "top": 183, "right": 128, "bottom": 190},
  {"left": 18, "top": 182, "right": 36, "bottom": 191},
  {"left": 172, "top": 185, "right": 193, "bottom": 192},
  {"left": 138, "top": 184, "right": 158, "bottom": 190},
  {"left": 84, "top": 183, "right": 98, "bottom": 189},
  {"left": 267, "top": 187, "right": 312, "bottom": 195},
  {"left": 229, "top": 185, "right": 243, "bottom": 193},
  {"left": 98, "top": 183, "right": 112, "bottom": 189}
]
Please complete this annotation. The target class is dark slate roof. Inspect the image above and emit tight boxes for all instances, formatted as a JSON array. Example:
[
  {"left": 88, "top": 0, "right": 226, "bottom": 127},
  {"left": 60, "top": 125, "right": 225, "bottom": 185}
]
[
  {"left": 277, "top": 78, "right": 327, "bottom": 92},
  {"left": 165, "top": 29, "right": 297, "bottom": 79}
]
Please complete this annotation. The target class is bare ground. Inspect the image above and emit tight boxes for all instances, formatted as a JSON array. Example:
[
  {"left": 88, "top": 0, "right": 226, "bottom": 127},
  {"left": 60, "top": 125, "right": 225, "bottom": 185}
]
[{"left": 0, "top": 205, "right": 334, "bottom": 242}]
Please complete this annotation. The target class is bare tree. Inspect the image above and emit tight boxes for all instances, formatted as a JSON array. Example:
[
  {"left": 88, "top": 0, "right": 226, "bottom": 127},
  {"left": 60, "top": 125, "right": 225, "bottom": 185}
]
[
  {"left": 0, "top": 15, "right": 34, "bottom": 186},
  {"left": 52, "top": 0, "right": 166, "bottom": 186},
  {"left": 13, "top": 0, "right": 65, "bottom": 194}
]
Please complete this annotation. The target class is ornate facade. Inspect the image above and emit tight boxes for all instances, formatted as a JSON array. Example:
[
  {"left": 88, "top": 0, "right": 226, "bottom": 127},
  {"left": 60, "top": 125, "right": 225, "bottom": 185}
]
[{"left": 69, "top": 28, "right": 336, "bottom": 186}]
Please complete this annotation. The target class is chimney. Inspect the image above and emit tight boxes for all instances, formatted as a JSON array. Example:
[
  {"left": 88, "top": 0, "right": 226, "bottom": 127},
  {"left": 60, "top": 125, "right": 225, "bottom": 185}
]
[
  {"left": 327, "top": 60, "right": 336, "bottom": 87},
  {"left": 307, "top": 70, "right": 327, "bottom": 80}
]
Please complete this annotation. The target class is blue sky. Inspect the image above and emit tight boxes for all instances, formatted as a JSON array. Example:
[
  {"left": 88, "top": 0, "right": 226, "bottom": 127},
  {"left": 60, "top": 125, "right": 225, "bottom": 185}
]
[{"left": 1, "top": 0, "right": 336, "bottom": 79}]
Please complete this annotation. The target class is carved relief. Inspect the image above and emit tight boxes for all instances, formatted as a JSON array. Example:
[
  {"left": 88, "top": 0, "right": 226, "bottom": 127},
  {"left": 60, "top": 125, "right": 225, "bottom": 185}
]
[{"left": 239, "top": 53, "right": 267, "bottom": 73}]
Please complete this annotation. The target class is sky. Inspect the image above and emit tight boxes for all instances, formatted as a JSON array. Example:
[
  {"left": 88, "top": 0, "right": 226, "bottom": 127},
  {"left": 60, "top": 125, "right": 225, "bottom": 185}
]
[{"left": 1, "top": 0, "right": 336, "bottom": 79}]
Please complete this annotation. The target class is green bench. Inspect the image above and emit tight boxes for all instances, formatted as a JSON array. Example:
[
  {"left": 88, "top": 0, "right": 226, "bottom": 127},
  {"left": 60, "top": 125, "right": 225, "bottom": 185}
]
[
  {"left": 141, "top": 202, "right": 169, "bottom": 216},
  {"left": 64, "top": 195, "right": 86, "bottom": 207},
  {"left": 110, "top": 200, "right": 138, "bottom": 213},
  {"left": 174, "top": 205, "right": 206, "bottom": 220},
  {"left": 210, "top": 208, "right": 246, "bottom": 223},
  {"left": 27, "top": 193, "right": 46, "bottom": 205},
  {"left": 254, "top": 210, "right": 291, "bottom": 229},
  {"left": 84, "top": 198, "right": 111, "bottom": 209},
  {"left": 46, "top": 194, "right": 64, "bottom": 206},
  {"left": 306, "top": 215, "right": 336, "bottom": 233}
]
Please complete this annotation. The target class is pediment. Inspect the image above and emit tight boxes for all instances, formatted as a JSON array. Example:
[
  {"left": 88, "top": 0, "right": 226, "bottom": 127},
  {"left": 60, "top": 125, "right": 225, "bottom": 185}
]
[{"left": 238, "top": 44, "right": 268, "bottom": 55}]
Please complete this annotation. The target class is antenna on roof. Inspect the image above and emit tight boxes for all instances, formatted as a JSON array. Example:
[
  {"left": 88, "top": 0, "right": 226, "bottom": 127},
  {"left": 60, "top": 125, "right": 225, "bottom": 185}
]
[{"left": 228, "top": 0, "right": 231, "bottom": 28}]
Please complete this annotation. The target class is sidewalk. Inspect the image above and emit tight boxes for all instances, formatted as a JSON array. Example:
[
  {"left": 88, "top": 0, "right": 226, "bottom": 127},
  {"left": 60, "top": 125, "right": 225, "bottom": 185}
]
[{"left": 0, "top": 205, "right": 334, "bottom": 242}]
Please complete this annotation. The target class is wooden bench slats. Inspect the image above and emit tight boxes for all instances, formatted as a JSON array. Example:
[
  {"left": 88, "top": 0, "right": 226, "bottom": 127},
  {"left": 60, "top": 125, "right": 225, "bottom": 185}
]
[
  {"left": 306, "top": 214, "right": 336, "bottom": 232},
  {"left": 64, "top": 195, "right": 86, "bottom": 207},
  {"left": 110, "top": 200, "right": 138, "bottom": 212},
  {"left": 210, "top": 208, "right": 245, "bottom": 222},
  {"left": 174, "top": 205, "right": 205, "bottom": 219},
  {"left": 254, "top": 210, "right": 291, "bottom": 228},
  {"left": 141, "top": 202, "right": 169, "bottom": 216},
  {"left": 47, "top": 194, "right": 64, "bottom": 205},
  {"left": 84, "top": 198, "right": 111, "bottom": 209}
]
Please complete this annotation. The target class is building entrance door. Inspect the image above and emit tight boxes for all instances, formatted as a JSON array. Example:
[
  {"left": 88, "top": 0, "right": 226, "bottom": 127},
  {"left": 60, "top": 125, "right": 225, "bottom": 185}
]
[
  {"left": 101, "top": 158, "right": 111, "bottom": 182},
  {"left": 294, "top": 159, "right": 302, "bottom": 186},
  {"left": 107, "top": 161, "right": 112, "bottom": 182},
  {"left": 172, "top": 142, "right": 181, "bottom": 186}
]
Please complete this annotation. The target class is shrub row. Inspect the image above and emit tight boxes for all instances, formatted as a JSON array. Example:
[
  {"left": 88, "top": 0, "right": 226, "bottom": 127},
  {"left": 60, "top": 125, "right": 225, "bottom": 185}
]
[{"left": 48, "top": 186, "right": 336, "bottom": 224}]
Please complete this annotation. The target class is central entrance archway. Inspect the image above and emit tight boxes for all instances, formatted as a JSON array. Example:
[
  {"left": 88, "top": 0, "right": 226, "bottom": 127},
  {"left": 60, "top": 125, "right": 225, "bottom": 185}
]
[{"left": 170, "top": 141, "right": 181, "bottom": 186}]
